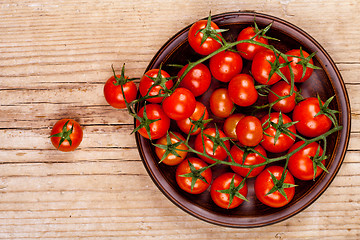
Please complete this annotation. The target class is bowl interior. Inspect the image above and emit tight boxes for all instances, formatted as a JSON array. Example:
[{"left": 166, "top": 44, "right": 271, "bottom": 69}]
[{"left": 136, "top": 12, "right": 350, "bottom": 227}]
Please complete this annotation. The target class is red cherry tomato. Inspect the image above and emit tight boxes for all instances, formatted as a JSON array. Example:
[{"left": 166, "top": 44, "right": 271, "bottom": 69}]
[
  {"left": 155, "top": 132, "right": 188, "bottom": 166},
  {"left": 194, "top": 128, "right": 230, "bottom": 164},
  {"left": 228, "top": 74, "right": 258, "bottom": 107},
  {"left": 210, "top": 88, "right": 234, "bottom": 118},
  {"left": 188, "top": 20, "right": 222, "bottom": 55},
  {"left": 223, "top": 113, "right": 245, "bottom": 140},
  {"left": 292, "top": 97, "right": 332, "bottom": 138},
  {"left": 260, "top": 112, "right": 296, "bottom": 153},
  {"left": 178, "top": 63, "right": 211, "bottom": 97},
  {"left": 236, "top": 116, "right": 263, "bottom": 147},
  {"left": 268, "top": 81, "right": 298, "bottom": 113},
  {"left": 162, "top": 87, "right": 196, "bottom": 120},
  {"left": 230, "top": 144, "right": 267, "bottom": 178},
  {"left": 176, "top": 157, "right": 212, "bottom": 194},
  {"left": 136, "top": 104, "right": 170, "bottom": 140},
  {"left": 288, "top": 141, "right": 325, "bottom": 180},
  {"left": 139, "top": 69, "right": 173, "bottom": 103},
  {"left": 283, "top": 49, "right": 314, "bottom": 83},
  {"left": 251, "top": 49, "right": 286, "bottom": 85},
  {"left": 255, "top": 166, "right": 295, "bottom": 208},
  {"left": 236, "top": 26, "right": 269, "bottom": 60},
  {"left": 50, "top": 119, "right": 83, "bottom": 152},
  {"left": 103, "top": 75, "right": 137, "bottom": 109},
  {"left": 210, "top": 172, "right": 248, "bottom": 209},
  {"left": 176, "top": 101, "right": 209, "bottom": 135},
  {"left": 209, "top": 50, "right": 243, "bottom": 82}
]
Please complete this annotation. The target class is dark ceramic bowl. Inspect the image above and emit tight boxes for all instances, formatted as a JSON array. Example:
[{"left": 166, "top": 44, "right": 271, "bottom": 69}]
[{"left": 135, "top": 12, "right": 350, "bottom": 227}]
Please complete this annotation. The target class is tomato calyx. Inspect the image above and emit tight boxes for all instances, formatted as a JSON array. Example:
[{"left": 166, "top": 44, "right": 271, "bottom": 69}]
[
  {"left": 196, "top": 12, "right": 228, "bottom": 46},
  {"left": 266, "top": 48, "right": 289, "bottom": 84},
  {"left": 132, "top": 104, "right": 160, "bottom": 140},
  {"left": 152, "top": 131, "right": 185, "bottom": 163},
  {"left": 310, "top": 143, "right": 329, "bottom": 180},
  {"left": 266, "top": 169, "right": 297, "bottom": 201},
  {"left": 289, "top": 47, "right": 321, "bottom": 81},
  {"left": 145, "top": 67, "right": 177, "bottom": 98},
  {"left": 252, "top": 20, "right": 279, "bottom": 41},
  {"left": 178, "top": 159, "right": 213, "bottom": 192},
  {"left": 216, "top": 174, "right": 248, "bottom": 208},
  {"left": 49, "top": 120, "right": 74, "bottom": 148},
  {"left": 314, "top": 95, "right": 340, "bottom": 127},
  {"left": 188, "top": 111, "right": 213, "bottom": 135},
  {"left": 111, "top": 64, "right": 137, "bottom": 86},
  {"left": 263, "top": 112, "right": 298, "bottom": 145},
  {"left": 204, "top": 125, "right": 232, "bottom": 159}
]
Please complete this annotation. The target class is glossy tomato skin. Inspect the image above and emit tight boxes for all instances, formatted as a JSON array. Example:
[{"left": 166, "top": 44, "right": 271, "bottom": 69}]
[
  {"left": 236, "top": 116, "right": 263, "bottom": 147},
  {"left": 210, "top": 172, "right": 248, "bottom": 209},
  {"left": 178, "top": 63, "right": 211, "bottom": 97},
  {"left": 228, "top": 74, "right": 258, "bottom": 107},
  {"left": 236, "top": 26, "right": 269, "bottom": 60},
  {"left": 50, "top": 119, "right": 83, "bottom": 152},
  {"left": 255, "top": 166, "right": 295, "bottom": 208},
  {"left": 176, "top": 157, "right": 212, "bottom": 194},
  {"left": 209, "top": 51, "right": 243, "bottom": 82},
  {"left": 155, "top": 132, "right": 188, "bottom": 166},
  {"left": 283, "top": 49, "right": 314, "bottom": 83},
  {"left": 292, "top": 97, "right": 332, "bottom": 138},
  {"left": 223, "top": 113, "right": 245, "bottom": 140},
  {"left": 176, "top": 101, "right": 209, "bottom": 135},
  {"left": 136, "top": 104, "right": 170, "bottom": 140},
  {"left": 188, "top": 20, "right": 222, "bottom": 55},
  {"left": 139, "top": 69, "right": 173, "bottom": 103},
  {"left": 251, "top": 49, "right": 286, "bottom": 85},
  {"left": 230, "top": 144, "right": 267, "bottom": 178},
  {"left": 210, "top": 88, "right": 234, "bottom": 118},
  {"left": 260, "top": 112, "right": 296, "bottom": 153},
  {"left": 288, "top": 141, "right": 325, "bottom": 180},
  {"left": 194, "top": 128, "right": 230, "bottom": 164},
  {"left": 162, "top": 87, "right": 196, "bottom": 120},
  {"left": 268, "top": 81, "right": 298, "bottom": 113},
  {"left": 103, "top": 75, "right": 137, "bottom": 109}
]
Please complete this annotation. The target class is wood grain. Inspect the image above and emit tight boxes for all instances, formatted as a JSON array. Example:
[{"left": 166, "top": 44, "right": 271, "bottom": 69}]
[{"left": 0, "top": 0, "right": 359, "bottom": 239}]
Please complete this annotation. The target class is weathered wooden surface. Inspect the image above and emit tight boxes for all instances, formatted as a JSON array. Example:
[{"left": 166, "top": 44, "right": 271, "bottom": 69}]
[{"left": 0, "top": 0, "right": 359, "bottom": 239}]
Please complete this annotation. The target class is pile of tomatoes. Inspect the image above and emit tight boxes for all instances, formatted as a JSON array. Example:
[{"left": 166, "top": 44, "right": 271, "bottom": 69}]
[{"left": 51, "top": 14, "right": 341, "bottom": 210}]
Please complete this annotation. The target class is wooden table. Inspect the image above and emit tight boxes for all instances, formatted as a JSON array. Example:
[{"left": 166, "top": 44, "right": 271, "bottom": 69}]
[{"left": 1, "top": 0, "right": 359, "bottom": 239}]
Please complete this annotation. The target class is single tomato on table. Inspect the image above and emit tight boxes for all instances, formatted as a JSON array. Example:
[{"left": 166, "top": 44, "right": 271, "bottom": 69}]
[
  {"left": 210, "top": 172, "right": 248, "bottom": 209},
  {"left": 135, "top": 104, "right": 170, "bottom": 140},
  {"left": 255, "top": 166, "right": 296, "bottom": 208},
  {"left": 103, "top": 74, "right": 137, "bottom": 109},
  {"left": 50, "top": 119, "right": 83, "bottom": 152},
  {"left": 154, "top": 132, "right": 188, "bottom": 166},
  {"left": 176, "top": 157, "right": 212, "bottom": 194},
  {"left": 139, "top": 69, "right": 173, "bottom": 103}
]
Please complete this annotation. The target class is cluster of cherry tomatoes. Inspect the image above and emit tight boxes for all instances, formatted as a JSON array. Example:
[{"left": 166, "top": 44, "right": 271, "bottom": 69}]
[{"left": 51, "top": 14, "right": 341, "bottom": 210}]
